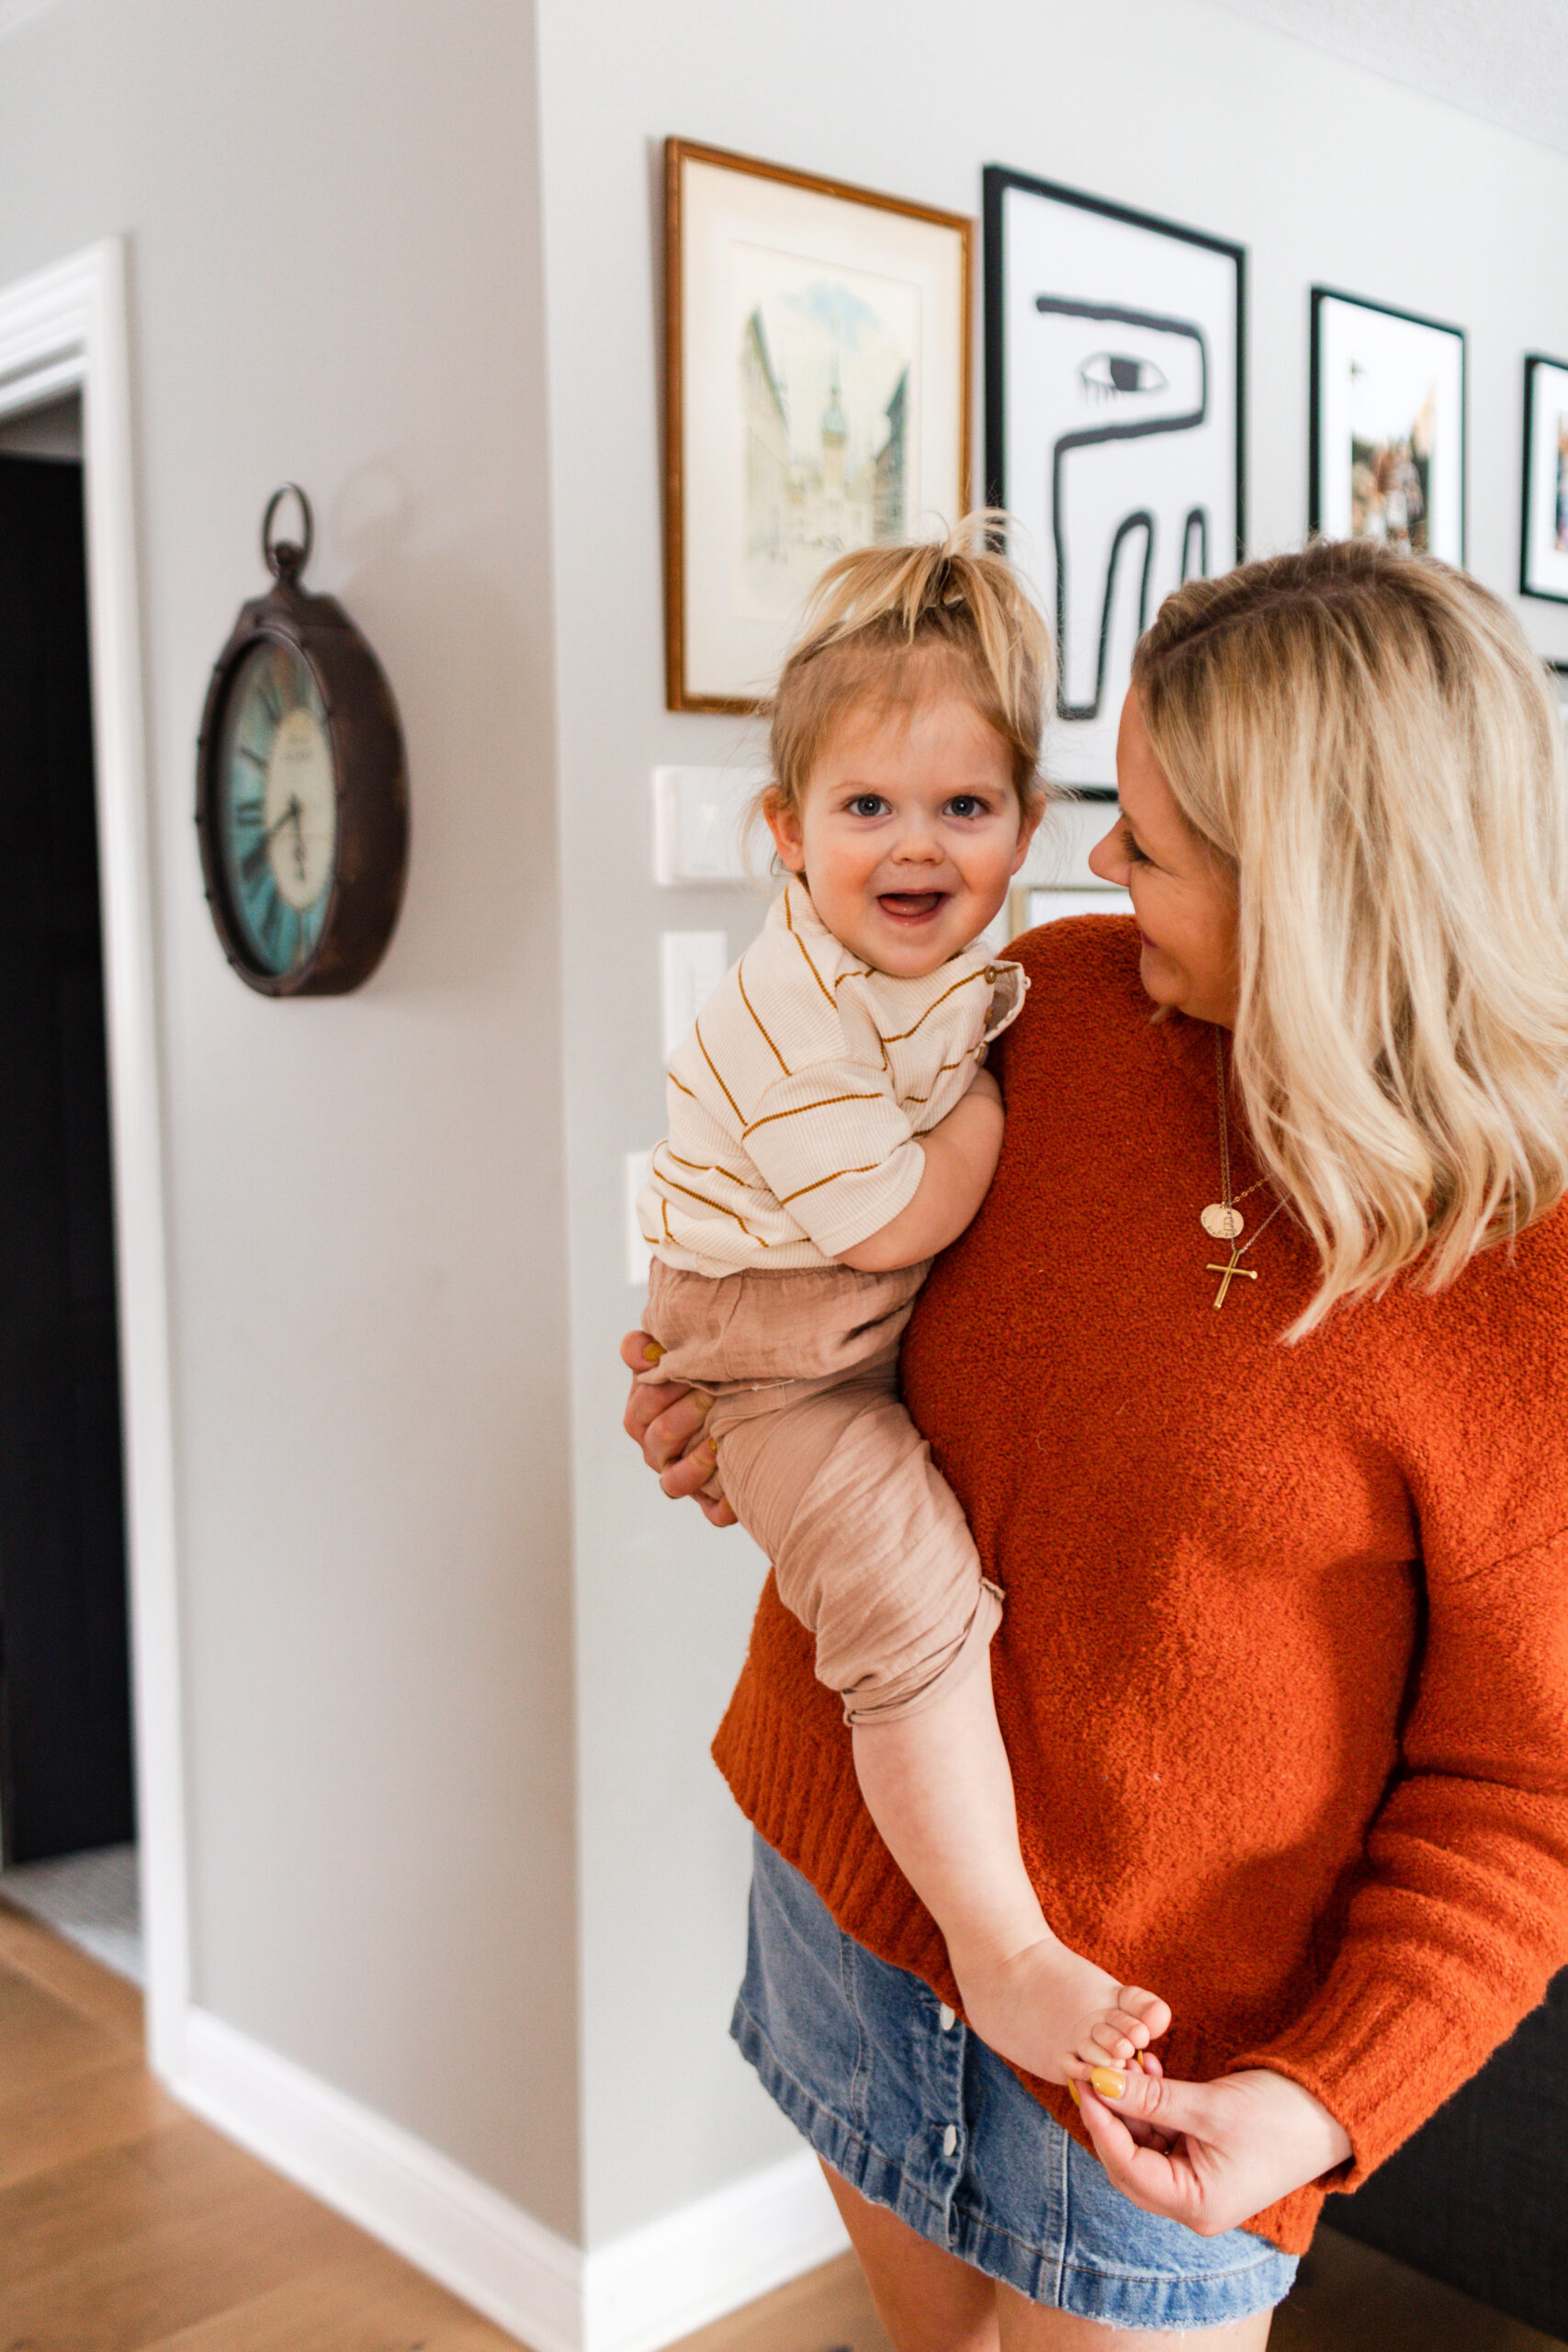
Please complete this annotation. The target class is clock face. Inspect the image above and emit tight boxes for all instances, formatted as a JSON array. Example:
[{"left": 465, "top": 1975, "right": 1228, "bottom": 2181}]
[{"left": 214, "top": 639, "right": 339, "bottom": 978}]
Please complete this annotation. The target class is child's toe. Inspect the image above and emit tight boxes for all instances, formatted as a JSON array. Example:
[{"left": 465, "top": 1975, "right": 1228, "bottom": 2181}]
[{"left": 1120, "top": 1985, "right": 1172, "bottom": 2038}]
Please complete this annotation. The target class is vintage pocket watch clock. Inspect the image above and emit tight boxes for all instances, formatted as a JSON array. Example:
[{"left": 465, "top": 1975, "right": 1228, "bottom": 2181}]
[{"left": 196, "top": 486, "right": 409, "bottom": 994}]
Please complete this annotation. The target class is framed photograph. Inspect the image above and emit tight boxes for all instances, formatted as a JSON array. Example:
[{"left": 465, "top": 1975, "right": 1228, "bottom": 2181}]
[
  {"left": 664, "top": 138, "right": 973, "bottom": 713},
  {"left": 1310, "top": 289, "right": 1466, "bottom": 564},
  {"left": 1521, "top": 355, "right": 1568, "bottom": 604},
  {"left": 983, "top": 166, "right": 1244, "bottom": 795}
]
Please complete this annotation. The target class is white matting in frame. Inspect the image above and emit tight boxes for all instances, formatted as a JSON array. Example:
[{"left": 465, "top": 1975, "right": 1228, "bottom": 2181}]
[
  {"left": 1311, "top": 288, "right": 1466, "bottom": 567},
  {"left": 984, "top": 167, "right": 1244, "bottom": 794},
  {"left": 1521, "top": 355, "right": 1568, "bottom": 605},
  {"left": 666, "top": 139, "right": 971, "bottom": 713}
]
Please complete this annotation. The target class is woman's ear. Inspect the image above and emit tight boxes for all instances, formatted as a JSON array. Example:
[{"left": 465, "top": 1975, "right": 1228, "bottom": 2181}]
[{"left": 763, "top": 789, "right": 807, "bottom": 875}]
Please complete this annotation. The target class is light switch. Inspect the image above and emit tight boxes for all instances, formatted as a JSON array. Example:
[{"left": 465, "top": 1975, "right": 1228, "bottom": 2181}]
[
  {"left": 661, "top": 931, "right": 728, "bottom": 1059},
  {"left": 625, "top": 1150, "right": 654, "bottom": 1288},
  {"left": 652, "top": 765, "right": 768, "bottom": 884},
  {"left": 1019, "top": 792, "right": 1117, "bottom": 888}
]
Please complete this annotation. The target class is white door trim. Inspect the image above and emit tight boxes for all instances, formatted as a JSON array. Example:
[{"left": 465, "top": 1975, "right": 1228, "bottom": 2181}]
[{"left": 0, "top": 239, "right": 189, "bottom": 2075}]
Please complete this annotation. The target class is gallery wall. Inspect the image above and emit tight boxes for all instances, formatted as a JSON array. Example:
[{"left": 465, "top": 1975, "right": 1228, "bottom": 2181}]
[
  {"left": 535, "top": 0, "right": 1568, "bottom": 2249},
  {"left": 0, "top": 0, "right": 582, "bottom": 2236}
]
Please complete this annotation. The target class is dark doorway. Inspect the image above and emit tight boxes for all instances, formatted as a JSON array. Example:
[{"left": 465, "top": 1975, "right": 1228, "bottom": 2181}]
[{"left": 0, "top": 435, "right": 136, "bottom": 1866}]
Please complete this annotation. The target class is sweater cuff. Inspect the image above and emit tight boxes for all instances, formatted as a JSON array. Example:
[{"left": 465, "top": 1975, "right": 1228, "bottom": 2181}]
[{"left": 1230, "top": 1964, "right": 1457, "bottom": 2188}]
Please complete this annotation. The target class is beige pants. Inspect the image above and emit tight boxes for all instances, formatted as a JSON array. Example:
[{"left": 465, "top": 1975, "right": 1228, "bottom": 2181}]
[{"left": 641, "top": 1259, "right": 1002, "bottom": 1724}]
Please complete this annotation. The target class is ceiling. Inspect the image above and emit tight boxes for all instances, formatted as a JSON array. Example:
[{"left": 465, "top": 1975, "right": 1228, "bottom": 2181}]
[
  {"left": 1209, "top": 0, "right": 1568, "bottom": 158},
  {"left": 3, "top": 0, "right": 1565, "bottom": 161}
]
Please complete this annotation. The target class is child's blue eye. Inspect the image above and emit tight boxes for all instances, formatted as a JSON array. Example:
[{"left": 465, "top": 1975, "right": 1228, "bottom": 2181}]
[
  {"left": 849, "top": 795, "right": 886, "bottom": 818},
  {"left": 946, "top": 796, "right": 985, "bottom": 818}
]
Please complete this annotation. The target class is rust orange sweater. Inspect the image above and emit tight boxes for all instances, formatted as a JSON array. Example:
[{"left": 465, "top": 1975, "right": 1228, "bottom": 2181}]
[{"left": 712, "top": 915, "right": 1568, "bottom": 2254}]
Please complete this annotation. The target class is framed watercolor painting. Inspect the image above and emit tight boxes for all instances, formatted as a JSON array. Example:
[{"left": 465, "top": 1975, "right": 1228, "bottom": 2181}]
[
  {"left": 664, "top": 138, "right": 972, "bottom": 714},
  {"left": 983, "top": 165, "right": 1244, "bottom": 795},
  {"left": 1310, "top": 289, "right": 1466, "bottom": 565},
  {"left": 1521, "top": 355, "right": 1568, "bottom": 605}
]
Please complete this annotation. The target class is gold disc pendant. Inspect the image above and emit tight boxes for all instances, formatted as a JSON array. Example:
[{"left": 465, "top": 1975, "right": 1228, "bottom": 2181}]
[{"left": 1201, "top": 1204, "right": 1245, "bottom": 1240}]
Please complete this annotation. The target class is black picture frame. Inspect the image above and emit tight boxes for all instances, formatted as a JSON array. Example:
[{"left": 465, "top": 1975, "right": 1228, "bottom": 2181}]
[
  {"left": 1309, "top": 288, "right": 1467, "bottom": 564},
  {"left": 1520, "top": 353, "right": 1568, "bottom": 605},
  {"left": 983, "top": 164, "right": 1246, "bottom": 797}
]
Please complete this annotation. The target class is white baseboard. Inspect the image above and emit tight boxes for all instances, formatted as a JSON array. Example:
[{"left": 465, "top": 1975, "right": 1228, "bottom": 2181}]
[
  {"left": 586, "top": 2147, "right": 848, "bottom": 2352},
  {"left": 175, "top": 2007, "right": 847, "bottom": 2352}
]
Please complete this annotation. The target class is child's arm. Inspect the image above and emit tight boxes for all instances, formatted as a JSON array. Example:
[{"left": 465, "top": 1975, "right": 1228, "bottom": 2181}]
[{"left": 836, "top": 1069, "right": 1002, "bottom": 1273}]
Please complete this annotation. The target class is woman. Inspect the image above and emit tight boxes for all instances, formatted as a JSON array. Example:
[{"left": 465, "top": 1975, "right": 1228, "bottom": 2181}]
[{"left": 625, "top": 539, "right": 1568, "bottom": 2348}]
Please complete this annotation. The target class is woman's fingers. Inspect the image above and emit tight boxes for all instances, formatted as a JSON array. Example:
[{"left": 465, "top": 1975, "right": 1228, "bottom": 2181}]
[
  {"left": 619, "top": 1329, "right": 737, "bottom": 1521},
  {"left": 1076, "top": 2082, "right": 1203, "bottom": 2225},
  {"left": 620, "top": 1330, "right": 699, "bottom": 1462}
]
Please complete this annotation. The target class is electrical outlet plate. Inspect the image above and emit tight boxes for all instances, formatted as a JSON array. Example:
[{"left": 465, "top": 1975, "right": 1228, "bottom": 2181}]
[
  {"left": 660, "top": 932, "right": 728, "bottom": 1060},
  {"left": 625, "top": 1150, "right": 654, "bottom": 1287}
]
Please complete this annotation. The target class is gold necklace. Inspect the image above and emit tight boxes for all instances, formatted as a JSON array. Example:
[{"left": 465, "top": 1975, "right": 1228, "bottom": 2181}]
[{"left": 1205, "top": 1030, "right": 1287, "bottom": 1308}]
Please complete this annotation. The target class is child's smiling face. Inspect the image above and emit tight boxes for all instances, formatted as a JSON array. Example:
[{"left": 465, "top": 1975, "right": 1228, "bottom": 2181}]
[{"left": 765, "top": 685, "right": 1038, "bottom": 978}]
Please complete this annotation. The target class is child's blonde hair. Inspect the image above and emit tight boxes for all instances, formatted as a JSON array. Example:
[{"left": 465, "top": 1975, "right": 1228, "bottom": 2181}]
[
  {"left": 1132, "top": 537, "right": 1568, "bottom": 1337},
  {"left": 763, "top": 515, "right": 1053, "bottom": 828}
]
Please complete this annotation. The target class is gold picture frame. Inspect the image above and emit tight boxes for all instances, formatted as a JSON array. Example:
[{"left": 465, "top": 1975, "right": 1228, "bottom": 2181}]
[{"left": 664, "top": 137, "right": 974, "bottom": 714}]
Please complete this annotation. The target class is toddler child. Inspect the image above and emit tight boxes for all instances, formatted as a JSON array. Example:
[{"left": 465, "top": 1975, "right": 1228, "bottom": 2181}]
[{"left": 637, "top": 526, "right": 1168, "bottom": 2086}]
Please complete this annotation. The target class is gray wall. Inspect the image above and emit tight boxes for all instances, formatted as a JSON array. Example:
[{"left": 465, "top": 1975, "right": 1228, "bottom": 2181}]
[
  {"left": 536, "top": 0, "right": 1568, "bottom": 2249},
  {"left": 5, "top": 0, "right": 1568, "bottom": 2275},
  {"left": 0, "top": 0, "right": 581, "bottom": 2234}
]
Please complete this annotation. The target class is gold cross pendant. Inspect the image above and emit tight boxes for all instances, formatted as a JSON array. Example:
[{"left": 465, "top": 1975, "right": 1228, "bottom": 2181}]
[{"left": 1207, "top": 1248, "right": 1259, "bottom": 1308}]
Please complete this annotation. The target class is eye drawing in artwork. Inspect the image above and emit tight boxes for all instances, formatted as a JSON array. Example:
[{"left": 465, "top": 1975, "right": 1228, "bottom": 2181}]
[{"left": 1031, "top": 297, "right": 1211, "bottom": 724}]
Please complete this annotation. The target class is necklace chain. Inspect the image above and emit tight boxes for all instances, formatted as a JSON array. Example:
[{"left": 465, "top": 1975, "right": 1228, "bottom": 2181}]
[{"left": 1206, "top": 1031, "right": 1286, "bottom": 1306}]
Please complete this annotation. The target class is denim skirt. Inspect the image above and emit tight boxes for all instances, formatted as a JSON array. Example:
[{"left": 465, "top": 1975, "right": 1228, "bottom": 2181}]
[{"left": 732, "top": 1834, "right": 1300, "bottom": 2332}]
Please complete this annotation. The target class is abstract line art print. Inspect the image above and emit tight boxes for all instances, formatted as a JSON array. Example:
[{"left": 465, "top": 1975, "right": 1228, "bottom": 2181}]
[{"left": 984, "top": 168, "right": 1245, "bottom": 792}]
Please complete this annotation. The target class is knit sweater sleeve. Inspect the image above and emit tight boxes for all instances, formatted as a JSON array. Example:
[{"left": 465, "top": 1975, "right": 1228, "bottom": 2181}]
[{"left": 1231, "top": 1266, "right": 1568, "bottom": 2182}]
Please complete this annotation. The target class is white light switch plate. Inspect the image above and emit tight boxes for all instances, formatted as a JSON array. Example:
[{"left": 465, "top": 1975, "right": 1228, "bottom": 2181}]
[
  {"left": 661, "top": 931, "right": 728, "bottom": 1059},
  {"left": 652, "top": 765, "right": 768, "bottom": 884},
  {"left": 1019, "top": 793, "right": 1118, "bottom": 889}
]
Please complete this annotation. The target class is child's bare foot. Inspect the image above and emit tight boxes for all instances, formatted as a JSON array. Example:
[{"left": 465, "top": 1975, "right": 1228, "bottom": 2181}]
[{"left": 952, "top": 1937, "right": 1170, "bottom": 2086}]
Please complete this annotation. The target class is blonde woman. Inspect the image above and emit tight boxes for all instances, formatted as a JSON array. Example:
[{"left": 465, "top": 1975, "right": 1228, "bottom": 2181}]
[{"left": 625, "top": 537, "right": 1568, "bottom": 2347}]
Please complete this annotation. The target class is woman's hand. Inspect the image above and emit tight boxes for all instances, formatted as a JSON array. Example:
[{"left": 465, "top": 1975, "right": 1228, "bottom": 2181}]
[
  {"left": 1075, "top": 2063, "right": 1353, "bottom": 2238},
  {"left": 620, "top": 1330, "right": 738, "bottom": 1526}
]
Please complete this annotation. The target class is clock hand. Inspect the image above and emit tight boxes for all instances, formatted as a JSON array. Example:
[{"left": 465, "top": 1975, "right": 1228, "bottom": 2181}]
[
  {"left": 288, "top": 795, "right": 309, "bottom": 885},
  {"left": 240, "top": 793, "right": 307, "bottom": 884}
]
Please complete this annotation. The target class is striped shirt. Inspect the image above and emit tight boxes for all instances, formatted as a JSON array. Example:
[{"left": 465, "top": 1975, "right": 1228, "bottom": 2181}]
[{"left": 641, "top": 880, "right": 1027, "bottom": 1274}]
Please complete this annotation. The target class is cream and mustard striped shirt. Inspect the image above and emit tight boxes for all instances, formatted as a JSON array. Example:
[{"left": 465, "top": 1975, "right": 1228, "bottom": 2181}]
[{"left": 640, "top": 881, "right": 1028, "bottom": 1275}]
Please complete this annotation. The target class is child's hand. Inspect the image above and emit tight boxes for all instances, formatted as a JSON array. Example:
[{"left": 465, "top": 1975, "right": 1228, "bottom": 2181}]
[{"left": 620, "top": 1330, "right": 738, "bottom": 1525}]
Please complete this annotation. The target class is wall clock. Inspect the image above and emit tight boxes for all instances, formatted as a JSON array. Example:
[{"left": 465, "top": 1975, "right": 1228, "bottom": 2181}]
[{"left": 195, "top": 486, "right": 409, "bottom": 995}]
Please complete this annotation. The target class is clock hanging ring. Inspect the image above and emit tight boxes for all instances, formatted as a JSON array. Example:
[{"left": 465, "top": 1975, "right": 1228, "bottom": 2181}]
[{"left": 195, "top": 485, "right": 409, "bottom": 996}]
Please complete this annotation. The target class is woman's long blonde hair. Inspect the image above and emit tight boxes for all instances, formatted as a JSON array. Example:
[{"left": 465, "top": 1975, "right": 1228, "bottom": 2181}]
[{"left": 1133, "top": 538, "right": 1568, "bottom": 1337}]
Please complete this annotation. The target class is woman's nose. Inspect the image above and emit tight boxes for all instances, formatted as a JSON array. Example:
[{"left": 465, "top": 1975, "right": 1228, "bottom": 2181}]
[{"left": 1087, "top": 828, "right": 1126, "bottom": 888}]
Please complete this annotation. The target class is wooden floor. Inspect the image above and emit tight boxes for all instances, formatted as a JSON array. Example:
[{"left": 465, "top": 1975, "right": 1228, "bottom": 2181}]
[{"left": 2, "top": 1893, "right": 1561, "bottom": 2352}]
